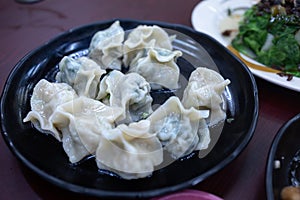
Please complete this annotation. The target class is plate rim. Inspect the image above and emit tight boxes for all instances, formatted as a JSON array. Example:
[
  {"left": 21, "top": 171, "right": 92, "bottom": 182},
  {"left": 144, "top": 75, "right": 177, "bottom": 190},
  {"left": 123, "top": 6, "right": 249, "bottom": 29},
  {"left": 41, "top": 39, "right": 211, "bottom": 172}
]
[{"left": 0, "top": 19, "right": 259, "bottom": 198}]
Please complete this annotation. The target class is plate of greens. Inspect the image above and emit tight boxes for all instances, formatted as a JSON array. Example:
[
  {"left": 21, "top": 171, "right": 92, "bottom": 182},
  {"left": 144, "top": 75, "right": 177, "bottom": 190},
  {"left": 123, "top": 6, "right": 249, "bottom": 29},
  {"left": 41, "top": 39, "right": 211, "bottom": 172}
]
[{"left": 191, "top": 0, "right": 300, "bottom": 92}]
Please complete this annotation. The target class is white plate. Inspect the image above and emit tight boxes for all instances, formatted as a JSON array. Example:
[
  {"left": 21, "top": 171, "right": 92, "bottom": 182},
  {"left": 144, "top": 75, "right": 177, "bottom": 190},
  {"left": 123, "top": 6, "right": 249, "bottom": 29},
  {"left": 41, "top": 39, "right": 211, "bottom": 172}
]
[{"left": 191, "top": 0, "right": 300, "bottom": 92}]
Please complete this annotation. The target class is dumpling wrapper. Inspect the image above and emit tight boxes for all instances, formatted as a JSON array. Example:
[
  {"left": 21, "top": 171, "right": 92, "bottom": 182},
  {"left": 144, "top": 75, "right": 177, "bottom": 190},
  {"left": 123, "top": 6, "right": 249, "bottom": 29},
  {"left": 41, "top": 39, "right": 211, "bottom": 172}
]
[
  {"left": 129, "top": 48, "right": 182, "bottom": 89},
  {"left": 51, "top": 96, "right": 123, "bottom": 163},
  {"left": 182, "top": 67, "right": 231, "bottom": 126},
  {"left": 95, "top": 120, "right": 163, "bottom": 180},
  {"left": 97, "top": 70, "right": 153, "bottom": 124},
  {"left": 123, "top": 24, "right": 175, "bottom": 67},
  {"left": 23, "top": 79, "right": 77, "bottom": 141},
  {"left": 88, "top": 20, "right": 124, "bottom": 70},
  {"left": 148, "top": 96, "right": 209, "bottom": 159},
  {"left": 56, "top": 56, "right": 106, "bottom": 99}
]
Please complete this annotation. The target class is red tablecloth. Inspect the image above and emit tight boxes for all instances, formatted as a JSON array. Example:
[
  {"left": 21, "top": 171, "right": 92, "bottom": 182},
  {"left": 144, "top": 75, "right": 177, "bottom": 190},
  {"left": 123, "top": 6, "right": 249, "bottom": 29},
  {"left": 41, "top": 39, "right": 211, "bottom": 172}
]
[{"left": 1, "top": 0, "right": 299, "bottom": 199}]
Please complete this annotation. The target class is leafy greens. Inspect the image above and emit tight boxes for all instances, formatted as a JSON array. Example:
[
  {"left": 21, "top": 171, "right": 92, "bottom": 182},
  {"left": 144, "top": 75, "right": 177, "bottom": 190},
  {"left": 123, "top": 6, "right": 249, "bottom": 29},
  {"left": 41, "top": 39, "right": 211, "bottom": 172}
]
[{"left": 231, "top": 1, "right": 300, "bottom": 78}]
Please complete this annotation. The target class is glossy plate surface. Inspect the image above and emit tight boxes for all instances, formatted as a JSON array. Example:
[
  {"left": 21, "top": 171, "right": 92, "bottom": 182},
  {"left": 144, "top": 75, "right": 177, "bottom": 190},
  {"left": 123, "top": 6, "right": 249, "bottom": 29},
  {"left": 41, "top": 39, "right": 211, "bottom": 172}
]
[
  {"left": 266, "top": 113, "right": 300, "bottom": 200},
  {"left": 191, "top": 0, "right": 300, "bottom": 92},
  {"left": 0, "top": 19, "right": 258, "bottom": 198}
]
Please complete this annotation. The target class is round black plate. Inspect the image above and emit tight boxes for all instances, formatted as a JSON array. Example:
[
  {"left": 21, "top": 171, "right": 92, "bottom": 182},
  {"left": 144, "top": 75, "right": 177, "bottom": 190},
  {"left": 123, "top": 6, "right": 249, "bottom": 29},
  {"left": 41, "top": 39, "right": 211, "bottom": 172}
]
[
  {"left": 0, "top": 19, "right": 258, "bottom": 199},
  {"left": 266, "top": 113, "right": 300, "bottom": 200}
]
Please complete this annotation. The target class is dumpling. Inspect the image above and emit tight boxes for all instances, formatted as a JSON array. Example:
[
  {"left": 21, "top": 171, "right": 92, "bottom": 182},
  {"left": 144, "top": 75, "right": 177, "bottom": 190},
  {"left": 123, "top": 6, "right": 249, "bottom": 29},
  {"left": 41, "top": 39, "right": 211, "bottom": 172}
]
[
  {"left": 123, "top": 24, "right": 175, "bottom": 67},
  {"left": 95, "top": 120, "right": 163, "bottom": 179},
  {"left": 129, "top": 48, "right": 182, "bottom": 89},
  {"left": 56, "top": 56, "right": 106, "bottom": 99},
  {"left": 182, "top": 67, "right": 231, "bottom": 126},
  {"left": 23, "top": 79, "right": 77, "bottom": 141},
  {"left": 88, "top": 20, "right": 124, "bottom": 70},
  {"left": 196, "top": 119, "right": 210, "bottom": 151},
  {"left": 97, "top": 70, "right": 153, "bottom": 124},
  {"left": 96, "top": 70, "right": 124, "bottom": 105},
  {"left": 148, "top": 96, "right": 209, "bottom": 159},
  {"left": 51, "top": 96, "right": 123, "bottom": 163}
]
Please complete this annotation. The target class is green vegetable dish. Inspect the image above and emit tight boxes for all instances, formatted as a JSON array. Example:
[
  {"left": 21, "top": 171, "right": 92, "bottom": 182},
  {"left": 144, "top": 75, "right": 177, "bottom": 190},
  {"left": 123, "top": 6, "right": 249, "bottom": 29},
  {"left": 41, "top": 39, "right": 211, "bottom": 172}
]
[{"left": 231, "top": 0, "right": 300, "bottom": 78}]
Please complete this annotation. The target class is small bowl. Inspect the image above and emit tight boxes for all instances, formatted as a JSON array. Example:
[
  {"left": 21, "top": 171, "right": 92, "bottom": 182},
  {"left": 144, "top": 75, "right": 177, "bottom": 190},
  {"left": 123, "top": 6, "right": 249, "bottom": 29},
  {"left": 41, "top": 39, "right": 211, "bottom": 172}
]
[
  {"left": 152, "top": 189, "right": 223, "bottom": 200},
  {"left": 266, "top": 113, "right": 300, "bottom": 200}
]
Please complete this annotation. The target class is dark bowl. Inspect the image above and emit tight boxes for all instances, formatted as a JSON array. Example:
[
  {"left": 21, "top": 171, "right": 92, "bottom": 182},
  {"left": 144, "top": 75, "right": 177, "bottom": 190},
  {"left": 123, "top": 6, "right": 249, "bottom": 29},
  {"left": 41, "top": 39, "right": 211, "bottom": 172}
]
[
  {"left": 0, "top": 19, "right": 258, "bottom": 199},
  {"left": 266, "top": 113, "right": 300, "bottom": 200}
]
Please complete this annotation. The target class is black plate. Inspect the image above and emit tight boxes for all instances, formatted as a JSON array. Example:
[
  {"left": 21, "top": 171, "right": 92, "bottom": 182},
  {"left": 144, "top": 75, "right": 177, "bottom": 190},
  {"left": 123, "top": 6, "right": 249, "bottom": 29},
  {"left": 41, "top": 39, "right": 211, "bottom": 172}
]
[
  {"left": 0, "top": 19, "right": 258, "bottom": 199},
  {"left": 266, "top": 113, "right": 300, "bottom": 200}
]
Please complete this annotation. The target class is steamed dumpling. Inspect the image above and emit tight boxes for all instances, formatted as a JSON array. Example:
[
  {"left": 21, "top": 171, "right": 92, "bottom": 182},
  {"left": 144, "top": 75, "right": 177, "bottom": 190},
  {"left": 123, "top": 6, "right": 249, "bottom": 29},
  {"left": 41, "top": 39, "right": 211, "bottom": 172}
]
[
  {"left": 23, "top": 79, "right": 77, "bottom": 141},
  {"left": 88, "top": 20, "right": 124, "bottom": 70},
  {"left": 129, "top": 48, "right": 182, "bottom": 89},
  {"left": 56, "top": 56, "right": 106, "bottom": 99},
  {"left": 51, "top": 96, "right": 123, "bottom": 163},
  {"left": 95, "top": 120, "right": 163, "bottom": 179},
  {"left": 123, "top": 24, "right": 175, "bottom": 67},
  {"left": 97, "top": 70, "right": 153, "bottom": 124},
  {"left": 148, "top": 96, "right": 209, "bottom": 159},
  {"left": 182, "top": 67, "right": 230, "bottom": 126},
  {"left": 196, "top": 119, "right": 210, "bottom": 151}
]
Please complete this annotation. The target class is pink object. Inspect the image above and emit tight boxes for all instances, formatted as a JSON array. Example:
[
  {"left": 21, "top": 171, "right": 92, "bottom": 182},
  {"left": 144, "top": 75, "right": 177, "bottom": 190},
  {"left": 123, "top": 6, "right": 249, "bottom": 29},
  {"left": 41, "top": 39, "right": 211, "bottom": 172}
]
[{"left": 152, "top": 189, "right": 223, "bottom": 200}]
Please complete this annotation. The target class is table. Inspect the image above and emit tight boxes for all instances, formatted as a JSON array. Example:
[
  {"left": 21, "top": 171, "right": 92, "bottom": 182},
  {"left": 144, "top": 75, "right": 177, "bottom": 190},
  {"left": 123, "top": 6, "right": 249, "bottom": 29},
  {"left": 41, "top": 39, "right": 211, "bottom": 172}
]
[{"left": 0, "top": 0, "right": 299, "bottom": 199}]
